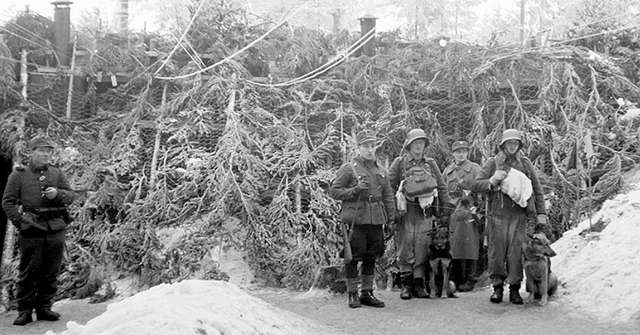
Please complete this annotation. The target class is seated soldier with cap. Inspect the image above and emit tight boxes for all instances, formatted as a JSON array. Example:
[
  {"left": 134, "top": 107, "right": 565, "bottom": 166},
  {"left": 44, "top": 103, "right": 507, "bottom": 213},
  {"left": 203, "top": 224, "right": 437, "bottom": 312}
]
[{"left": 2, "top": 135, "right": 76, "bottom": 325}]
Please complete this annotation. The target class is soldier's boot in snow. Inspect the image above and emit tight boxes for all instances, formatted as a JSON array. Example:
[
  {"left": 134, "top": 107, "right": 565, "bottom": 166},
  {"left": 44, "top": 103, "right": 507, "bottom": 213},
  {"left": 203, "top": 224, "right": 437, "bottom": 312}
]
[
  {"left": 412, "top": 278, "right": 430, "bottom": 298},
  {"left": 490, "top": 284, "right": 504, "bottom": 303},
  {"left": 346, "top": 277, "right": 361, "bottom": 308},
  {"left": 13, "top": 310, "right": 33, "bottom": 326},
  {"left": 348, "top": 292, "right": 361, "bottom": 308},
  {"left": 36, "top": 308, "right": 61, "bottom": 321},
  {"left": 400, "top": 272, "right": 413, "bottom": 300},
  {"left": 360, "top": 290, "right": 385, "bottom": 308},
  {"left": 509, "top": 284, "right": 523, "bottom": 305}
]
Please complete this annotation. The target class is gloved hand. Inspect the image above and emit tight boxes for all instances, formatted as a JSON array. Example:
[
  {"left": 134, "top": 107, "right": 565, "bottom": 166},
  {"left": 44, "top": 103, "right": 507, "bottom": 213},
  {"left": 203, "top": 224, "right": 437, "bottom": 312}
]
[
  {"left": 489, "top": 170, "right": 507, "bottom": 186},
  {"left": 18, "top": 216, "right": 35, "bottom": 231},
  {"left": 537, "top": 214, "right": 548, "bottom": 226},
  {"left": 43, "top": 187, "right": 58, "bottom": 200},
  {"left": 353, "top": 178, "right": 369, "bottom": 193}
]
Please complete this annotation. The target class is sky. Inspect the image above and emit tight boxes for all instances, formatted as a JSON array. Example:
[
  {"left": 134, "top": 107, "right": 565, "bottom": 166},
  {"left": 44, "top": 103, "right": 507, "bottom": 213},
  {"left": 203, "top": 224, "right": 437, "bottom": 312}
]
[{"left": 0, "top": 0, "right": 511, "bottom": 34}]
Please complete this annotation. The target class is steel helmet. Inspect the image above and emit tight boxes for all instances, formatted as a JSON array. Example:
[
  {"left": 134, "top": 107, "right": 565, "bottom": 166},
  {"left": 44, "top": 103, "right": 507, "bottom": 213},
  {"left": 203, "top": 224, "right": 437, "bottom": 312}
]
[
  {"left": 403, "top": 128, "right": 429, "bottom": 150},
  {"left": 499, "top": 129, "right": 523, "bottom": 148},
  {"left": 451, "top": 140, "right": 470, "bottom": 152}
]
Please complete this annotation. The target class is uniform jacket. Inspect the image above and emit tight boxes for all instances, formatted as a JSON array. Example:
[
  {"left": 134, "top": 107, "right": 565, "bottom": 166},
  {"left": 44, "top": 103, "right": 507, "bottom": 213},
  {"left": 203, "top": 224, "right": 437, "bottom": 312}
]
[
  {"left": 2, "top": 163, "right": 76, "bottom": 234},
  {"left": 471, "top": 151, "right": 546, "bottom": 217},
  {"left": 330, "top": 156, "right": 396, "bottom": 225},
  {"left": 443, "top": 159, "right": 482, "bottom": 202},
  {"left": 388, "top": 154, "right": 452, "bottom": 208}
]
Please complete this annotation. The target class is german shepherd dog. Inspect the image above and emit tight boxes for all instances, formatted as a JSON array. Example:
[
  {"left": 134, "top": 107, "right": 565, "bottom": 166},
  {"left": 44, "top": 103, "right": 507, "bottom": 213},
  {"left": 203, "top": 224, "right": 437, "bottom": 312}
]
[
  {"left": 523, "top": 233, "right": 558, "bottom": 306},
  {"left": 428, "top": 227, "right": 457, "bottom": 298}
]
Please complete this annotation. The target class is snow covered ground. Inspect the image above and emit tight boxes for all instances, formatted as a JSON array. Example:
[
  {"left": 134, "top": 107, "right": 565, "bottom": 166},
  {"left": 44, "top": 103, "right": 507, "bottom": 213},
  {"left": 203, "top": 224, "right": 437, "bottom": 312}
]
[
  {"left": 552, "top": 169, "right": 640, "bottom": 323},
  {"left": 46, "top": 280, "right": 342, "bottom": 335}
]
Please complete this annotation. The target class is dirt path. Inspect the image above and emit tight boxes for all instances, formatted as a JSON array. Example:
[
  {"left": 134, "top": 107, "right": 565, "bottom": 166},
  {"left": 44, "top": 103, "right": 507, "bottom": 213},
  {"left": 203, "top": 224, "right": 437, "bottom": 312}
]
[{"left": 253, "top": 287, "right": 640, "bottom": 335}]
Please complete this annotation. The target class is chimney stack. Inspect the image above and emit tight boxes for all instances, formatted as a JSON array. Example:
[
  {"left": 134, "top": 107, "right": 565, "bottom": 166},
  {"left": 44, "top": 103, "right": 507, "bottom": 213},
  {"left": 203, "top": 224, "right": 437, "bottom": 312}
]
[{"left": 51, "top": 1, "right": 72, "bottom": 66}]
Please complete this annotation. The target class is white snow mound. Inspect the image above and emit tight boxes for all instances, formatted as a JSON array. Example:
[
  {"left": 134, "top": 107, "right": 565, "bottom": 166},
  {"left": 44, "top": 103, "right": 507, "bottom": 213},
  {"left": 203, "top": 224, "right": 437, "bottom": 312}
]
[
  {"left": 46, "top": 280, "right": 341, "bottom": 335},
  {"left": 552, "top": 178, "right": 640, "bottom": 323}
]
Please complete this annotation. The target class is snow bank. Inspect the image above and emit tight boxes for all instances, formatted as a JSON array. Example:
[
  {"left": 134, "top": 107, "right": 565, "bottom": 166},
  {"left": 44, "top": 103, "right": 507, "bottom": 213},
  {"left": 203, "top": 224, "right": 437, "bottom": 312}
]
[
  {"left": 552, "top": 172, "right": 640, "bottom": 323},
  {"left": 47, "top": 280, "right": 341, "bottom": 335}
]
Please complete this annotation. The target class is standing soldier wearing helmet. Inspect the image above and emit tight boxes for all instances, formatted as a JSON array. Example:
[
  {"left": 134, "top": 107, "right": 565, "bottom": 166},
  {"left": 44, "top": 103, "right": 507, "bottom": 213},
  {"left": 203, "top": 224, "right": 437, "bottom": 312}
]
[
  {"left": 2, "top": 136, "right": 76, "bottom": 325},
  {"left": 443, "top": 140, "right": 483, "bottom": 292},
  {"left": 330, "top": 130, "right": 396, "bottom": 309},
  {"left": 471, "top": 129, "right": 548, "bottom": 304},
  {"left": 389, "top": 128, "right": 452, "bottom": 300}
]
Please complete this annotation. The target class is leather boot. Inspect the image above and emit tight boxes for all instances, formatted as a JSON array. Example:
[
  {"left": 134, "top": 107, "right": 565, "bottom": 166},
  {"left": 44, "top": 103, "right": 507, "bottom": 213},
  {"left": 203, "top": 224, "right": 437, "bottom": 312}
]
[
  {"left": 509, "top": 284, "right": 524, "bottom": 305},
  {"left": 360, "top": 290, "right": 385, "bottom": 307},
  {"left": 400, "top": 273, "right": 413, "bottom": 300},
  {"left": 412, "top": 278, "right": 430, "bottom": 298},
  {"left": 490, "top": 284, "right": 503, "bottom": 303},
  {"left": 348, "top": 292, "right": 361, "bottom": 308},
  {"left": 13, "top": 310, "right": 33, "bottom": 326},
  {"left": 36, "top": 308, "right": 61, "bottom": 321}
]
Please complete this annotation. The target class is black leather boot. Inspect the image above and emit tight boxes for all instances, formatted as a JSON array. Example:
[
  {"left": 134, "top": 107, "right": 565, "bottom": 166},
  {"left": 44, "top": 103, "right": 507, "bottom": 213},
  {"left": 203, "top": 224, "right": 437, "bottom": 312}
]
[
  {"left": 36, "top": 308, "right": 61, "bottom": 321},
  {"left": 509, "top": 284, "right": 523, "bottom": 305},
  {"left": 412, "top": 278, "right": 430, "bottom": 298},
  {"left": 348, "top": 292, "right": 361, "bottom": 308},
  {"left": 360, "top": 290, "right": 385, "bottom": 307},
  {"left": 490, "top": 284, "right": 503, "bottom": 303},
  {"left": 400, "top": 273, "right": 413, "bottom": 300},
  {"left": 13, "top": 310, "right": 33, "bottom": 326}
]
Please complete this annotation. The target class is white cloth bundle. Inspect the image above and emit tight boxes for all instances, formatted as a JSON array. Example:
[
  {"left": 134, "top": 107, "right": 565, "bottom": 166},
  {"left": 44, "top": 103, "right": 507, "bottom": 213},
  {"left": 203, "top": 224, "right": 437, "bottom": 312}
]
[{"left": 500, "top": 168, "right": 532, "bottom": 208}]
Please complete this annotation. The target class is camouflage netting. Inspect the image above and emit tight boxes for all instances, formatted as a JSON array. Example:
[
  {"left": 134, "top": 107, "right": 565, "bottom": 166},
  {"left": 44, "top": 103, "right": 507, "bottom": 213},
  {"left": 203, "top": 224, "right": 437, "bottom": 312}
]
[{"left": 0, "top": 2, "right": 639, "bottom": 304}]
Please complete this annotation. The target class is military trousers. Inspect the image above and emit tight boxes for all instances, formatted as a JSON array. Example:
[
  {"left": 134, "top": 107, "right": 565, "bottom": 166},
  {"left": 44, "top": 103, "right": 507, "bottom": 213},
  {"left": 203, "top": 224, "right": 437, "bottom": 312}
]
[
  {"left": 16, "top": 229, "right": 65, "bottom": 312},
  {"left": 487, "top": 214, "right": 526, "bottom": 287}
]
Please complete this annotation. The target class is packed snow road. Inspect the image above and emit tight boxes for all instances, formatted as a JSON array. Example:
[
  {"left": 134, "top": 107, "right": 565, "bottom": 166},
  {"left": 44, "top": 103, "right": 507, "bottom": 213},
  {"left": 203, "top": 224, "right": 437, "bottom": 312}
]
[
  {"left": 1, "top": 284, "right": 639, "bottom": 335},
  {"left": 254, "top": 287, "right": 640, "bottom": 335}
]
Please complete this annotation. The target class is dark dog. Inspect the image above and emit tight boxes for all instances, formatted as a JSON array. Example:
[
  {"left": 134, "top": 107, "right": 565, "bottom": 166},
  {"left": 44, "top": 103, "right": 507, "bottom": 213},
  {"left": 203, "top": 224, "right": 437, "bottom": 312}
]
[
  {"left": 523, "top": 233, "right": 558, "bottom": 306},
  {"left": 429, "top": 227, "right": 457, "bottom": 298}
]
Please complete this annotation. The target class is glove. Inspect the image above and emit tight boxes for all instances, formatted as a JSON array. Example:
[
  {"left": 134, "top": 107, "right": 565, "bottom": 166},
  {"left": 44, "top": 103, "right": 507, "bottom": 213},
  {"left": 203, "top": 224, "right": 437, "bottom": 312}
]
[
  {"left": 537, "top": 214, "right": 548, "bottom": 226},
  {"left": 18, "top": 216, "right": 35, "bottom": 231},
  {"left": 489, "top": 170, "right": 507, "bottom": 186},
  {"left": 353, "top": 178, "right": 369, "bottom": 193},
  {"left": 43, "top": 187, "right": 58, "bottom": 200}
]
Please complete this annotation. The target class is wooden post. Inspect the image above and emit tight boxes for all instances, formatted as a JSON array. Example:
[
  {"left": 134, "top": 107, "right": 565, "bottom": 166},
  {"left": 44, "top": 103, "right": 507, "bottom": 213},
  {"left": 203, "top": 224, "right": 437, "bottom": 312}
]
[
  {"left": 20, "top": 49, "right": 28, "bottom": 100},
  {"left": 150, "top": 82, "right": 168, "bottom": 188},
  {"left": 65, "top": 36, "right": 77, "bottom": 119}
]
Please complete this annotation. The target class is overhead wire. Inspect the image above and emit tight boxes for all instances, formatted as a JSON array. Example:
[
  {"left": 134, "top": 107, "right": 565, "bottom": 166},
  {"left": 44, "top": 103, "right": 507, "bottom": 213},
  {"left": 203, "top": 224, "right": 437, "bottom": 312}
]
[
  {"left": 245, "top": 28, "right": 377, "bottom": 88},
  {"left": 154, "top": 3, "right": 307, "bottom": 81},
  {"left": 153, "top": 0, "right": 207, "bottom": 76}
]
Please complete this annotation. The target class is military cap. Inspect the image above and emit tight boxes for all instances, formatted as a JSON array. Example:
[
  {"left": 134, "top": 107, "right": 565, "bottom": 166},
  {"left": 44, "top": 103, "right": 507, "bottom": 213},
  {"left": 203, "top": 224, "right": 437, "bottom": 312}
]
[
  {"left": 451, "top": 140, "right": 470, "bottom": 152},
  {"left": 355, "top": 130, "right": 377, "bottom": 145},
  {"left": 29, "top": 136, "right": 55, "bottom": 150}
]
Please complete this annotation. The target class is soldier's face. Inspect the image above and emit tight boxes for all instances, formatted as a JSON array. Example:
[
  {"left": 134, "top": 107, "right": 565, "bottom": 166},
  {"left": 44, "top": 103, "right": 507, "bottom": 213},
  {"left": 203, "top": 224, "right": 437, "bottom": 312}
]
[
  {"left": 358, "top": 142, "right": 376, "bottom": 160},
  {"left": 453, "top": 149, "right": 468, "bottom": 163},
  {"left": 503, "top": 140, "right": 520, "bottom": 155},
  {"left": 31, "top": 147, "right": 53, "bottom": 166},
  {"left": 409, "top": 139, "right": 426, "bottom": 155}
]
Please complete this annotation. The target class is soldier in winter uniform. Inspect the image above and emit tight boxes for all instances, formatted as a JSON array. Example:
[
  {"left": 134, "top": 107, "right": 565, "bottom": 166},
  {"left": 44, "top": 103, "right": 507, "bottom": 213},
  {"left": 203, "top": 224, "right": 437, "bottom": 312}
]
[
  {"left": 389, "top": 128, "right": 452, "bottom": 300},
  {"left": 330, "top": 130, "right": 396, "bottom": 308},
  {"left": 2, "top": 136, "right": 76, "bottom": 325},
  {"left": 471, "top": 129, "right": 548, "bottom": 304},
  {"left": 443, "top": 140, "right": 483, "bottom": 292}
]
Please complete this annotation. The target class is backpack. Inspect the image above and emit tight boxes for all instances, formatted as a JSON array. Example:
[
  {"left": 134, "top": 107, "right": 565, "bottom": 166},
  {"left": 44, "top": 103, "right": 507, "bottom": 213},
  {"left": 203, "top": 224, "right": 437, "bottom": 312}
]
[{"left": 402, "top": 157, "right": 437, "bottom": 198}]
